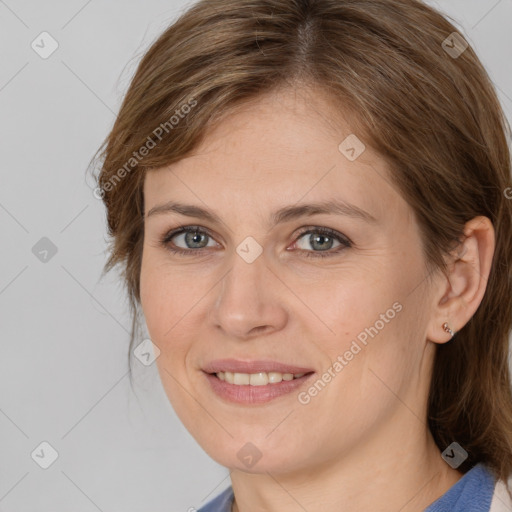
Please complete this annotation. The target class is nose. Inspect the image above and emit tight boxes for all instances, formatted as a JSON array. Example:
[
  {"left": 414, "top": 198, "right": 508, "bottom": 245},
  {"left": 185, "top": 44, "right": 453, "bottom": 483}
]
[{"left": 208, "top": 248, "right": 288, "bottom": 340}]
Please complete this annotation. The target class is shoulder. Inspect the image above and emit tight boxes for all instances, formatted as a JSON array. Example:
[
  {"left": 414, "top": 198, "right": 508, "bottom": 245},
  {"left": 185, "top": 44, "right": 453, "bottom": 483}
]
[{"left": 196, "top": 486, "right": 234, "bottom": 512}]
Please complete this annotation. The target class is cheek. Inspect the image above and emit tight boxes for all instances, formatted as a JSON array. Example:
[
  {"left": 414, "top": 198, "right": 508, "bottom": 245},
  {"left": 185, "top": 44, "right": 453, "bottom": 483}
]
[
  {"left": 303, "top": 259, "right": 423, "bottom": 395},
  {"left": 139, "top": 254, "right": 212, "bottom": 392},
  {"left": 139, "top": 262, "right": 196, "bottom": 412},
  {"left": 140, "top": 263, "right": 185, "bottom": 372},
  {"left": 301, "top": 264, "right": 399, "bottom": 346},
  {"left": 140, "top": 251, "right": 194, "bottom": 338}
]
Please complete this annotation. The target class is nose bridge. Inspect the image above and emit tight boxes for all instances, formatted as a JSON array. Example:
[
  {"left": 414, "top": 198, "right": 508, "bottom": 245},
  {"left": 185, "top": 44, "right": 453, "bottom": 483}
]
[
  {"left": 217, "top": 242, "right": 267, "bottom": 313},
  {"left": 210, "top": 241, "right": 287, "bottom": 338},
  {"left": 221, "top": 233, "right": 267, "bottom": 295}
]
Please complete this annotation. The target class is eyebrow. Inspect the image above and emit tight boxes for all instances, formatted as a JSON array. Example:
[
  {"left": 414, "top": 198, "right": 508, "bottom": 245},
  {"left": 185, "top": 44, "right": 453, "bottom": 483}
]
[{"left": 145, "top": 198, "right": 377, "bottom": 226}]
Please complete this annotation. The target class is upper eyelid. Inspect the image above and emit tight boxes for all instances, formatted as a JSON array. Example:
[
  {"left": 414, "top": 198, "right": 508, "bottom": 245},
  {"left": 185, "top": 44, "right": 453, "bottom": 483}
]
[
  {"left": 163, "top": 225, "right": 219, "bottom": 244},
  {"left": 163, "top": 225, "right": 351, "bottom": 247}
]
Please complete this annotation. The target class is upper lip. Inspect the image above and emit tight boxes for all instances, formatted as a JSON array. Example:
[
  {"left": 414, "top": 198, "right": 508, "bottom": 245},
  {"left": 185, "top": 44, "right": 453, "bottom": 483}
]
[{"left": 202, "top": 359, "right": 315, "bottom": 374}]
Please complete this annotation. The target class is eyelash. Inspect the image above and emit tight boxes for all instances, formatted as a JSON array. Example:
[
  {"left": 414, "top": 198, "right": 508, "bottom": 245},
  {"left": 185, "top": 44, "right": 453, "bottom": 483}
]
[{"left": 159, "top": 225, "right": 352, "bottom": 259}]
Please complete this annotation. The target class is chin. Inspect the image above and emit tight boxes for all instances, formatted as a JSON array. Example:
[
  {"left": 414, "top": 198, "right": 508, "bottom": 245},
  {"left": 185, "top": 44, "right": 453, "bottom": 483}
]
[{"left": 199, "top": 436, "right": 309, "bottom": 475}]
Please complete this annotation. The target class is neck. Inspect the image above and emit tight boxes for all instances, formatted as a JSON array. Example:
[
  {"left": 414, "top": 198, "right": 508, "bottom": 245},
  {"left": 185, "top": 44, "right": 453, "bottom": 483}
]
[{"left": 230, "top": 417, "right": 462, "bottom": 512}]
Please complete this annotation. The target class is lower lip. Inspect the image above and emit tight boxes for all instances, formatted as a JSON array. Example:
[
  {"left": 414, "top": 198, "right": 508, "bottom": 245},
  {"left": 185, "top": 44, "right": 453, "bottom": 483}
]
[{"left": 203, "top": 372, "right": 314, "bottom": 404}]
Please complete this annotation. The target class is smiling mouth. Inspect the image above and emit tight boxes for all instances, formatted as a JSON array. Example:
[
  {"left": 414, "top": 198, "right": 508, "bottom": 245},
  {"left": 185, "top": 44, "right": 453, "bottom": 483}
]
[
  {"left": 209, "top": 370, "right": 314, "bottom": 386},
  {"left": 203, "top": 369, "right": 315, "bottom": 404}
]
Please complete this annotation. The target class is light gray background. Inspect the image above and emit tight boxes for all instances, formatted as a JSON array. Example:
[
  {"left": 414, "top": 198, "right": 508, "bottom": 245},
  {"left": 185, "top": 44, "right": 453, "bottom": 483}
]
[{"left": 0, "top": 1, "right": 511, "bottom": 511}]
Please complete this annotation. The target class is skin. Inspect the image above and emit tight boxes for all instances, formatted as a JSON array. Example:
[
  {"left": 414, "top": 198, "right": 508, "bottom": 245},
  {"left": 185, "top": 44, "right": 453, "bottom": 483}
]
[{"left": 139, "top": 85, "right": 495, "bottom": 512}]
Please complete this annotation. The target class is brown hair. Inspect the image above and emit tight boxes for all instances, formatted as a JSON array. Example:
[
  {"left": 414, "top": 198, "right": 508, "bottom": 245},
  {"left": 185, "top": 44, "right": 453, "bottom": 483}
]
[{"left": 91, "top": 0, "right": 512, "bottom": 491}]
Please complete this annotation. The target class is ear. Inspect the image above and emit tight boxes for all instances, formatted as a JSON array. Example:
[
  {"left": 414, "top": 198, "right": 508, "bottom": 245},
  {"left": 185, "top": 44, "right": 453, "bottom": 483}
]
[{"left": 426, "top": 216, "right": 495, "bottom": 344}]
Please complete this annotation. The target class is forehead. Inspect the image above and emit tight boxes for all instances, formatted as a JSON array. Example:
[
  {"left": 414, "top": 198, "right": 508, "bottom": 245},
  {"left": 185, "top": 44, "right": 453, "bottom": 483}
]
[{"left": 143, "top": 87, "right": 406, "bottom": 225}]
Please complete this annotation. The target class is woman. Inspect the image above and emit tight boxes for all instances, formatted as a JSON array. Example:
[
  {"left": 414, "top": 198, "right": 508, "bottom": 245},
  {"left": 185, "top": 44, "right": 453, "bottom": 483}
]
[{"left": 93, "top": 0, "right": 512, "bottom": 510}]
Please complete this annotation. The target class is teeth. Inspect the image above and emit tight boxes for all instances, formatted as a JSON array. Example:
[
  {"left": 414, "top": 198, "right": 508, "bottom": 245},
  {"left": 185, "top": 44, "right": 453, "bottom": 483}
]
[{"left": 216, "top": 371, "right": 307, "bottom": 385}]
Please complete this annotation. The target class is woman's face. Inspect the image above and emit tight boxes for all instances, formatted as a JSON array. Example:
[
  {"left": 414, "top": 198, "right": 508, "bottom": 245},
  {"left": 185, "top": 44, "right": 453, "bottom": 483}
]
[{"left": 140, "top": 87, "right": 441, "bottom": 474}]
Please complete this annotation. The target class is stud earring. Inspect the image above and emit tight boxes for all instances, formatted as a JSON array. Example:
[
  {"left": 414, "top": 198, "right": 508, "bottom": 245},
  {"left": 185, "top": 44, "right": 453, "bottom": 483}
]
[{"left": 442, "top": 322, "right": 456, "bottom": 338}]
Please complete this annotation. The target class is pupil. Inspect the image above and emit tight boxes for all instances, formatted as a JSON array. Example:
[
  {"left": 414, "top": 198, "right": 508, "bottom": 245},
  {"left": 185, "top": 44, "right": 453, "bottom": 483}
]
[
  {"left": 312, "top": 234, "right": 332, "bottom": 250},
  {"left": 186, "top": 231, "right": 206, "bottom": 248}
]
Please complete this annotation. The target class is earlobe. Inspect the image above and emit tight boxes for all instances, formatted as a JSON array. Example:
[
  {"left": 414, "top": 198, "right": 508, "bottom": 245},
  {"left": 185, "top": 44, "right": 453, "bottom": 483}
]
[
  {"left": 442, "top": 322, "right": 456, "bottom": 339},
  {"left": 427, "top": 216, "right": 495, "bottom": 345}
]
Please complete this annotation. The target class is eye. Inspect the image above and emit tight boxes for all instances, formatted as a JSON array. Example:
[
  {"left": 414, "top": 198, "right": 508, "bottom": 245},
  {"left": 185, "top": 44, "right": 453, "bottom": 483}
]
[
  {"left": 159, "top": 225, "right": 352, "bottom": 259},
  {"left": 291, "top": 227, "right": 352, "bottom": 258},
  {"left": 160, "top": 226, "right": 218, "bottom": 256}
]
